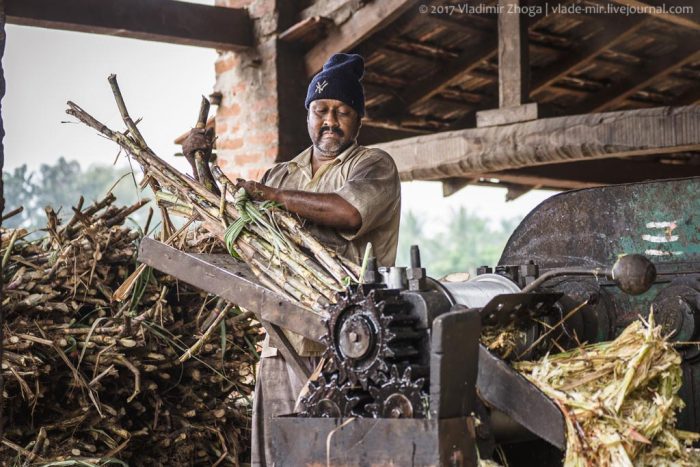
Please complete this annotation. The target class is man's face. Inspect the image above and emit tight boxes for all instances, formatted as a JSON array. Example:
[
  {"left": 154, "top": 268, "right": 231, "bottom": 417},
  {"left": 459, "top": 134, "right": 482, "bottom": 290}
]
[{"left": 307, "top": 99, "right": 361, "bottom": 157}]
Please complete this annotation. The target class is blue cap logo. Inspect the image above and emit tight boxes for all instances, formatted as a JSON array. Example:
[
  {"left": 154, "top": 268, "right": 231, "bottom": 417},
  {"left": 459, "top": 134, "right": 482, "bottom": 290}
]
[{"left": 315, "top": 80, "right": 329, "bottom": 94}]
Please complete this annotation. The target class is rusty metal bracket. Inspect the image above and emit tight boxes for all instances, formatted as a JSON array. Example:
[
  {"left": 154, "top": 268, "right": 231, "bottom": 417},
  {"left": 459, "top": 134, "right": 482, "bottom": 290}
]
[{"left": 477, "top": 345, "right": 565, "bottom": 449}]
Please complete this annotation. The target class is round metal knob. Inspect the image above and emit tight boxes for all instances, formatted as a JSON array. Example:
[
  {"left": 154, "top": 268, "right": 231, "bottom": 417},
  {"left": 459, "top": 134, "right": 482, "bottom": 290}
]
[{"left": 611, "top": 254, "right": 656, "bottom": 295}]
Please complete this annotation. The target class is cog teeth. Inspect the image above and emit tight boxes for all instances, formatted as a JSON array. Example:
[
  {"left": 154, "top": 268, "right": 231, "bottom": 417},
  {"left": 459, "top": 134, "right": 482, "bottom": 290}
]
[
  {"left": 414, "top": 377, "right": 425, "bottom": 388},
  {"left": 359, "top": 376, "right": 369, "bottom": 391},
  {"left": 390, "top": 365, "right": 400, "bottom": 379},
  {"left": 365, "top": 403, "right": 379, "bottom": 418},
  {"left": 402, "top": 366, "right": 412, "bottom": 381}
]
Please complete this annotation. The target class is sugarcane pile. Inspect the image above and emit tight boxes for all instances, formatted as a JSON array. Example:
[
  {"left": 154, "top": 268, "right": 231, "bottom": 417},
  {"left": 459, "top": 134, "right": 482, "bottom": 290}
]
[
  {"left": 1, "top": 195, "right": 259, "bottom": 465},
  {"left": 514, "top": 315, "right": 700, "bottom": 467},
  {"left": 65, "top": 75, "right": 360, "bottom": 318}
]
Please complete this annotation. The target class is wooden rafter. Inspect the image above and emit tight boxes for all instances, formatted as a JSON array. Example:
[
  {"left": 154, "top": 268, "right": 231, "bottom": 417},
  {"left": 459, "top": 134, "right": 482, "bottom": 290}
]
[
  {"left": 372, "top": 105, "right": 700, "bottom": 181},
  {"left": 585, "top": 48, "right": 700, "bottom": 113},
  {"left": 530, "top": 16, "right": 648, "bottom": 97},
  {"left": 487, "top": 157, "right": 700, "bottom": 189},
  {"left": 304, "top": 0, "right": 417, "bottom": 76},
  {"left": 370, "top": 0, "right": 557, "bottom": 120},
  {"left": 6, "top": 0, "right": 253, "bottom": 50}
]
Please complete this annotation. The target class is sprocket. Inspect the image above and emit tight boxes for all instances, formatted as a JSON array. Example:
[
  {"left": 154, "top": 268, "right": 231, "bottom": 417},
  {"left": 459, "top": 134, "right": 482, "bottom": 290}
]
[
  {"left": 323, "top": 288, "right": 403, "bottom": 388},
  {"left": 365, "top": 365, "right": 427, "bottom": 418},
  {"left": 298, "top": 374, "right": 361, "bottom": 418}
]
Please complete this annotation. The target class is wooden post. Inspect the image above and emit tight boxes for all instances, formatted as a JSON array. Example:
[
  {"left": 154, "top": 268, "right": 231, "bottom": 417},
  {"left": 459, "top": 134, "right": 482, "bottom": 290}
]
[
  {"left": 498, "top": 0, "right": 529, "bottom": 108},
  {"left": 477, "top": 0, "right": 544, "bottom": 127}
]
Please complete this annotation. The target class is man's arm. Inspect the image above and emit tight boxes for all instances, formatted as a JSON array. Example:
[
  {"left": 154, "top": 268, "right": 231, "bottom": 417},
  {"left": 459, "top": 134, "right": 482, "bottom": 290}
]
[{"left": 236, "top": 179, "right": 362, "bottom": 231}]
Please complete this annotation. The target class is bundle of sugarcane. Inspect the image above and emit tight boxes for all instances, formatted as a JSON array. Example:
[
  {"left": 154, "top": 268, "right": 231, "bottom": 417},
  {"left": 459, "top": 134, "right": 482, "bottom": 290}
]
[
  {"left": 1, "top": 195, "right": 260, "bottom": 466},
  {"left": 65, "top": 75, "right": 361, "bottom": 315},
  {"left": 513, "top": 315, "right": 700, "bottom": 467}
]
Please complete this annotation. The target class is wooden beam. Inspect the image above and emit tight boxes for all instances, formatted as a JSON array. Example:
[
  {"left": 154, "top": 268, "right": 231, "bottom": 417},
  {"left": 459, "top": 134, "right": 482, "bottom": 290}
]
[
  {"left": 358, "top": 122, "right": 426, "bottom": 145},
  {"left": 5, "top": 0, "right": 252, "bottom": 50},
  {"left": 586, "top": 48, "right": 700, "bottom": 113},
  {"left": 530, "top": 16, "right": 647, "bottom": 97},
  {"left": 441, "top": 178, "right": 474, "bottom": 197},
  {"left": 487, "top": 156, "right": 700, "bottom": 189},
  {"left": 279, "top": 16, "right": 333, "bottom": 43},
  {"left": 498, "top": 0, "right": 529, "bottom": 107},
  {"left": 610, "top": 0, "right": 700, "bottom": 31},
  {"left": 304, "top": 0, "right": 417, "bottom": 76},
  {"left": 372, "top": 105, "right": 700, "bottom": 181}
]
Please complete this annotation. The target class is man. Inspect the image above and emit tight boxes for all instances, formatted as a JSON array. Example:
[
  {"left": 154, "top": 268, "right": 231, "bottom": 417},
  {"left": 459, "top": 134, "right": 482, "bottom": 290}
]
[{"left": 184, "top": 53, "right": 401, "bottom": 465}]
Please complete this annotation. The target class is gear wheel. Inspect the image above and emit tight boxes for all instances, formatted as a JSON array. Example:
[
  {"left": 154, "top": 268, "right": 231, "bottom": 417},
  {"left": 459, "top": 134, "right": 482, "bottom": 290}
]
[
  {"left": 365, "top": 365, "right": 427, "bottom": 418},
  {"left": 323, "top": 288, "right": 410, "bottom": 388},
  {"left": 298, "top": 374, "right": 360, "bottom": 418}
]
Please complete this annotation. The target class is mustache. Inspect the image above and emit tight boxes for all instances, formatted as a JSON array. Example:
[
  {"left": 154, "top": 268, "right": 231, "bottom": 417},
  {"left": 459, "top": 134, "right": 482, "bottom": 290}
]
[{"left": 319, "top": 126, "right": 343, "bottom": 137}]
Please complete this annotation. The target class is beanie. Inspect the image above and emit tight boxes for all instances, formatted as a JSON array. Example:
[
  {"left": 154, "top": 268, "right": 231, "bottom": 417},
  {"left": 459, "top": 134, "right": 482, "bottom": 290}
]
[{"left": 305, "top": 53, "right": 365, "bottom": 117}]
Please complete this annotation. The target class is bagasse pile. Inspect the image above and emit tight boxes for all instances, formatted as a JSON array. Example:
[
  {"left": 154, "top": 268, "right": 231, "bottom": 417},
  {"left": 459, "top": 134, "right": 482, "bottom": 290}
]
[
  {"left": 1, "top": 195, "right": 259, "bottom": 465},
  {"left": 514, "top": 316, "right": 700, "bottom": 467}
]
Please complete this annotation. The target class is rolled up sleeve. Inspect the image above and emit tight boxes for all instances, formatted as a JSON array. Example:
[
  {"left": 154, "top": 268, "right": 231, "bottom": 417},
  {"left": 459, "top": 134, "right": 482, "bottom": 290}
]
[{"left": 335, "top": 150, "right": 401, "bottom": 240}]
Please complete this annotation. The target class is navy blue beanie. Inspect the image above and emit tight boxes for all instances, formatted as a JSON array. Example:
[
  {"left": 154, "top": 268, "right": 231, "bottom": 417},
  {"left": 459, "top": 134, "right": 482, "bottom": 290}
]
[{"left": 305, "top": 53, "right": 365, "bottom": 117}]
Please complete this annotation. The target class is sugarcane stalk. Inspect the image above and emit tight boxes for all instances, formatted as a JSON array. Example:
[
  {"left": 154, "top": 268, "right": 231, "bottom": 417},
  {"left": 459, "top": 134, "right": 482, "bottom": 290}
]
[
  {"left": 271, "top": 210, "right": 350, "bottom": 283},
  {"left": 239, "top": 232, "right": 337, "bottom": 301}
]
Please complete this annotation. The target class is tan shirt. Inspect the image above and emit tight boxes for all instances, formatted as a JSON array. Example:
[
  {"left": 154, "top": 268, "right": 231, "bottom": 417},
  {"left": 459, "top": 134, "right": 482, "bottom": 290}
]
[
  {"left": 260, "top": 143, "right": 401, "bottom": 357},
  {"left": 262, "top": 142, "right": 401, "bottom": 267}
]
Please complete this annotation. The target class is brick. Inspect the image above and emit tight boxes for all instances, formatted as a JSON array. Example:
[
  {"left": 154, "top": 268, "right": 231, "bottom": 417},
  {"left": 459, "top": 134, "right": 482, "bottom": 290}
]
[
  {"left": 219, "top": 138, "right": 244, "bottom": 150},
  {"left": 217, "top": 103, "right": 241, "bottom": 118},
  {"left": 264, "top": 145, "right": 278, "bottom": 159},
  {"left": 247, "top": 132, "right": 277, "bottom": 146},
  {"left": 233, "top": 153, "right": 265, "bottom": 166},
  {"left": 215, "top": 54, "right": 240, "bottom": 75}
]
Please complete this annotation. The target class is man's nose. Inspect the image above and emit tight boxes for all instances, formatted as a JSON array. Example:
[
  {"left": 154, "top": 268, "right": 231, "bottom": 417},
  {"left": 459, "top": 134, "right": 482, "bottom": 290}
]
[{"left": 323, "top": 111, "right": 339, "bottom": 127}]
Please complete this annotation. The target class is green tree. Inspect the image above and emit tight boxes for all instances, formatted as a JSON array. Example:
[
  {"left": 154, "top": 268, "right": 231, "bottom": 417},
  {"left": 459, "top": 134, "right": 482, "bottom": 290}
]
[
  {"left": 2, "top": 158, "right": 144, "bottom": 231},
  {"left": 3, "top": 165, "right": 36, "bottom": 229},
  {"left": 396, "top": 207, "right": 522, "bottom": 279}
]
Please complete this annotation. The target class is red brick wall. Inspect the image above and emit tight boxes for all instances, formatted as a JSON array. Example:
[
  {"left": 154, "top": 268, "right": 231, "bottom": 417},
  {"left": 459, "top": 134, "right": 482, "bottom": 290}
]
[
  {"left": 214, "top": 0, "right": 308, "bottom": 182},
  {"left": 214, "top": 0, "right": 278, "bottom": 181}
]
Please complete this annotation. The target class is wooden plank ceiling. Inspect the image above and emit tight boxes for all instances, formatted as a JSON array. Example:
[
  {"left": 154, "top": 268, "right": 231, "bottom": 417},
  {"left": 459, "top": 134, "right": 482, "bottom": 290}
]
[{"left": 286, "top": 0, "right": 700, "bottom": 191}]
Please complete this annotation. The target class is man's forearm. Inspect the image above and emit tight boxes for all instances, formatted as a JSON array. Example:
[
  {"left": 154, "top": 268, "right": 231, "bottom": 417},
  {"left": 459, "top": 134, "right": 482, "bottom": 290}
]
[{"left": 273, "top": 189, "right": 362, "bottom": 231}]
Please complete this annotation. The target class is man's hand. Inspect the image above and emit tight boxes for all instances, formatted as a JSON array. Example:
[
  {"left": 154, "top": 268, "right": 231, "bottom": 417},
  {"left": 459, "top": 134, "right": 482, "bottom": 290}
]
[
  {"left": 236, "top": 178, "right": 279, "bottom": 202},
  {"left": 182, "top": 127, "right": 215, "bottom": 161},
  {"left": 182, "top": 127, "right": 220, "bottom": 194}
]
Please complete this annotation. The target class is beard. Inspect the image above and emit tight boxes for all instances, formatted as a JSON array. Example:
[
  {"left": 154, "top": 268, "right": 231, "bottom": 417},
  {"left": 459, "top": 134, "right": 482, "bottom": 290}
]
[{"left": 313, "top": 126, "right": 347, "bottom": 156}]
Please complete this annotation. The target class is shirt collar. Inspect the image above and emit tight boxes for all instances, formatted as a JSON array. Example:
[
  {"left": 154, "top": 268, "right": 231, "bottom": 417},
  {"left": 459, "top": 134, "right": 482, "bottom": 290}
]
[{"left": 287, "top": 142, "right": 359, "bottom": 174}]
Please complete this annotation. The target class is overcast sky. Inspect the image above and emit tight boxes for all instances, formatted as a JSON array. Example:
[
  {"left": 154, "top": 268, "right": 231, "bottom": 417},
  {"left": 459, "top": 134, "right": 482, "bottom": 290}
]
[{"left": 2, "top": 7, "right": 554, "bottom": 230}]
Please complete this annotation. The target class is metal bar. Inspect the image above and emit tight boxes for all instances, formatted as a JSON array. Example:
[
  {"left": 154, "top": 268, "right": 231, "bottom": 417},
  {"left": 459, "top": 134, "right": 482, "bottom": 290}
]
[
  {"left": 477, "top": 345, "right": 566, "bottom": 449},
  {"left": 137, "top": 238, "right": 326, "bottom": 342}
]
